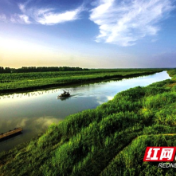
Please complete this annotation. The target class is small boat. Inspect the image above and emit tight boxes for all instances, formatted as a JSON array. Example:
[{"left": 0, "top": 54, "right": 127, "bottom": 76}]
[
  {"left": 0, "top": 127, "right": 23, "bottom": 141},
  {"left": 58, "top": 90, "right": 70, "bottom": 98}
]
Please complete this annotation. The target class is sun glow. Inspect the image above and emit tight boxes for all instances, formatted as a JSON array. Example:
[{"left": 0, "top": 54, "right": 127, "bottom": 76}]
[{"left": 0, "top": 36, "right": 67, "bottom": 67}]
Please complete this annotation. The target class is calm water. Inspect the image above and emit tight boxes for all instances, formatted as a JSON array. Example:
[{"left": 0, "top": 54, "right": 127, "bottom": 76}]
[{"left": 0, "top": 71, "right": 170, "bottom": 152}]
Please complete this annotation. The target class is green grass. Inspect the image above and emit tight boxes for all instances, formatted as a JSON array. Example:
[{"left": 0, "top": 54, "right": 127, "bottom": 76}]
[
  {"left": 1, "top": 69, "right": 176, "bottom": 176},
  {"left": 0, "top": 68, "right": 163, "bottom": 95}
]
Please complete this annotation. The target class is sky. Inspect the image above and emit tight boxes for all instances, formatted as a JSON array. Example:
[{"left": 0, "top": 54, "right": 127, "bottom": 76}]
[{"left": 0, "top": 0, "right": 176, "bottom": 68}]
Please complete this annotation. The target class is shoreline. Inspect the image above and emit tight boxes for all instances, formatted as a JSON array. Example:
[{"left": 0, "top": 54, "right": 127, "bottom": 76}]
[{"left": 0, "top": 70, "right": 162, "bottom": 96}]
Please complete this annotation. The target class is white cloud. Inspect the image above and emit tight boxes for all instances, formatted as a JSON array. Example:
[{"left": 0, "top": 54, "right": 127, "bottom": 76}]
[
  {"left": 19, "top": 14, "right": 31, "bottom": 24},
  {"left": 19, "top": 4, "right": 26, "bottom": 13},
  {"left": 10, "top": 14, "right": 31, "bottom": 24},
  {"left": 90, "top": 0, "right": 174, "bottom": 46},
  {"left": 0, "top": 14, "right": 6, "bottom": 21},
  {"left": 0, "top": 2, "right": 83, "bottom": 25},
  {"left": 17, "top": 2, "right": 83, "bottom": 25},
  {"left": 35, "top": 7, "right": 82, "bottom": 25}
]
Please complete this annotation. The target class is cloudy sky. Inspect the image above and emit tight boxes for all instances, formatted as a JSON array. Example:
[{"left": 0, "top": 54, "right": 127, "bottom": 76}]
[{"left": 0, "top": 0, "right": 176, "bottom": 68}]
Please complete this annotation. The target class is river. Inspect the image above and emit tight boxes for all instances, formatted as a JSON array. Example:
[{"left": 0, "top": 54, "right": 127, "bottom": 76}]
[{"left": 0, "top": 71, "right": 170, "bottom": 152}]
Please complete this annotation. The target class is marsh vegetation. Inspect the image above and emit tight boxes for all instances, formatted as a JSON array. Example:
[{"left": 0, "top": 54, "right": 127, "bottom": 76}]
[
  {"left": 0, "top": 68, "right": 163, "bottom": 94},
  {"left": 0, "top": 69, "right": 176, "bottom": 175}
]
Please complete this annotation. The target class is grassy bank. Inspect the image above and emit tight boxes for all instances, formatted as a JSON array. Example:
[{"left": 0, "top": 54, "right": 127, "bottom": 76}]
[
  {"left": 0, "top": 69, "right": 163, "bottom": 95},
  {"left": 1, "top": 69, "right": 176, "bottom": 176}
]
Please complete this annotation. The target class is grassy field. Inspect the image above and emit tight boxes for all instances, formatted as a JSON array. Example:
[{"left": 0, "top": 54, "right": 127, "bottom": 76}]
[
  {"left": 0, "top": 68, "right": 163, "bottom": 94},
  {"left": 0, "top": 69, "right": 176, "bottom": 175}
]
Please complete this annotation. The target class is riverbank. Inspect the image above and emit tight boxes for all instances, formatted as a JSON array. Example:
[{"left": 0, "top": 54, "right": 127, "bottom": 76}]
[
  {"left": 0, "top": 68, "right": 163, "bottom": 95},
  {"left": 1, "top": 69, "right": 176, "bottom": 176}
]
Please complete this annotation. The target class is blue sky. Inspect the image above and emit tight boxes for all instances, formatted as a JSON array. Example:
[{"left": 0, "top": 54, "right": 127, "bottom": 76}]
[{"left": 0, "top": 0, "right": 176, "bottom": 68}]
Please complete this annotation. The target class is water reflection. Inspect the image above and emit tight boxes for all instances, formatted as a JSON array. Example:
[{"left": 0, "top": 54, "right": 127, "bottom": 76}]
[
  {"left": 0, "top": 71, "right": 170, "bottom": 152},
  {"left": 0, "top": 89, "right": 60, "bottom": 101},
  {"left": 0, "top": 116, "right": 61, "bottom": 151}
]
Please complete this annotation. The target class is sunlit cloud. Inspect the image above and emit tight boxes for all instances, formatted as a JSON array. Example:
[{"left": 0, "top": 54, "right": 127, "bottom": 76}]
[{"left": 90, "top": 0, "right": 174, "bottom": 46}]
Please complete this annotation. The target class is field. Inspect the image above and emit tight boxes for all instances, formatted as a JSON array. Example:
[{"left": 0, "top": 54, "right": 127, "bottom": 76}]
[
  {"left": 0, "top": 69, "right": 176, "bottom": 175},
  {"left": 0, "top": 68, "right": 163, "bottom": 94}
]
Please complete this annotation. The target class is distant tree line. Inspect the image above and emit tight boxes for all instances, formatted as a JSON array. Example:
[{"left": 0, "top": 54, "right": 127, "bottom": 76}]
[{"left": 0, "top": 66, "right": 89, "bottom": 73}]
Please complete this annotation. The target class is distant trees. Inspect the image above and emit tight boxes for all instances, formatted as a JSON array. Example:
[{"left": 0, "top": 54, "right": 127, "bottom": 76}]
[
  {"left": 0, "top": 67, "right": 12, "bottom": 73},
  {"left": 0, "top": 66, "right": 89, "bottom": 73}
]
